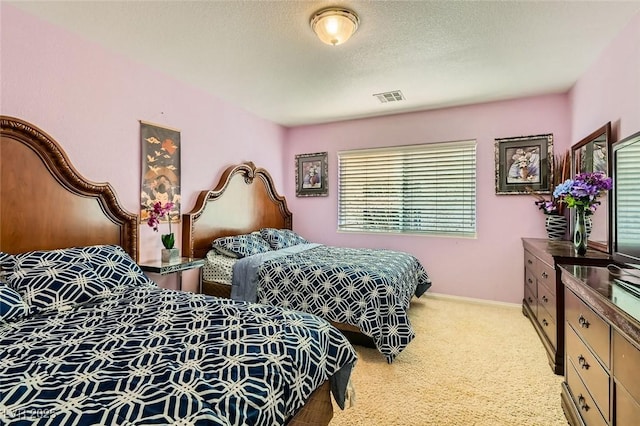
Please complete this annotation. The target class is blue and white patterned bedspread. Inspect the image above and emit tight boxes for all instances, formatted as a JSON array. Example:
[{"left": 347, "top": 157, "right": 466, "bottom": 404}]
[
  {"left": 0, "top": 286, "right": 357, "bottom": 425},
  {"left": 232, "top": 244, "right": 431, "bottom": 363}
]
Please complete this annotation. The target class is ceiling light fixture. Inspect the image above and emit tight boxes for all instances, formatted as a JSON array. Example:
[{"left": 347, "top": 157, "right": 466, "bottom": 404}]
[{"left": 310, "top": 7, "right": 359, "bottom": 46}]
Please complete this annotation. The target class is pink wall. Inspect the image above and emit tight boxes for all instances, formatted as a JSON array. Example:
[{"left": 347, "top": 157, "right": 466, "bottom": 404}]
[
  {"left": 568, "top": 12, "right": 640, "bottom": 264},
  {"left": 285, "top": 95, "right": 572, "bottom": 304},
  {"left": 1, "top": 5, "right": 286, "bottom": 291},
  {"left": 570, "top": 12, "right": 640, "bottom": 143}
]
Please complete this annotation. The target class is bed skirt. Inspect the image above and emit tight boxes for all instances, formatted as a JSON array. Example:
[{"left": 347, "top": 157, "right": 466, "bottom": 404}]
[{"left": 202, "top": 280, "right": 232, "bottom": 298}]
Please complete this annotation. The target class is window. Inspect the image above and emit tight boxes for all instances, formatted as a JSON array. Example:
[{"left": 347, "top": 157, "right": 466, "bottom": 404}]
[{"left": 338, "top": 140, "right": 476, "bottom": 237}]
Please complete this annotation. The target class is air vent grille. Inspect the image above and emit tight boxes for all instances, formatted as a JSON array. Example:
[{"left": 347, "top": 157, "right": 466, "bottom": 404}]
[{"left": 373, "top": 90, "right": 405, "bottom": 103}]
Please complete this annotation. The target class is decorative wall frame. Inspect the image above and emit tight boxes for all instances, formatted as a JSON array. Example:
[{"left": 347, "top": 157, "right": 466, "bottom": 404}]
[
  {"left": 295, "top": 152, "right": 328, "bottom": 197},
  {"left": 140, "top": 121, "right": 181, "bottom": 222},
  {"left": 495, "top": 134, "right": 553, "bottom": 195}
]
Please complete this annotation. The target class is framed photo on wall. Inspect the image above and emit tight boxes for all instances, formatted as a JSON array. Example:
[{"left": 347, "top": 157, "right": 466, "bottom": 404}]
[
  {"left": 140, "top": 120, "right": 181, "bottom": 222},
  {"left": 495, "top": 134, "right": 553, "bottom": 194},
  {"left": 295, "top": 152, "right": 328, "bottom": 197}
]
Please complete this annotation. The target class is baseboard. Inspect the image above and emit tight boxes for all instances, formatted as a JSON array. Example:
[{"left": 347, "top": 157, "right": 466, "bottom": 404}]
[{"left": 424, "top": 292, "right": 521, "bottom": 309}]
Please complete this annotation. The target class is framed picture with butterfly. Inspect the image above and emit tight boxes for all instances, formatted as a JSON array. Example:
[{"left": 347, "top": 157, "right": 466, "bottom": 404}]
[{"left": 139, "top": 120, "right": 181, "bottom": 224}]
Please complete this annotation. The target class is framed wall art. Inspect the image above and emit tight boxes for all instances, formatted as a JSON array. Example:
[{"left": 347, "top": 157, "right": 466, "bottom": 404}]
[
  {"left": 295, "top": 152, "right": 328, "bottom": 197},
  {"left": 495, "top": 133, "right": 553, "bottom": 195},
  {"left": 140, "top": 120, "right": 181, "bottom": 223}
]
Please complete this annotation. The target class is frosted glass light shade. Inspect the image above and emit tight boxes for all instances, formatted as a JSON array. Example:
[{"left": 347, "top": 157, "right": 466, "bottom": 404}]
[{"left": 310, "top": 8, "right": 359, "bottom": 46}]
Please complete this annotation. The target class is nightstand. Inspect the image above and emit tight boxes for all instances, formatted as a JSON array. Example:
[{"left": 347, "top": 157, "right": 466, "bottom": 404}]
[{"left": 140, "top": 257, "right": 205, "bottom": 292}]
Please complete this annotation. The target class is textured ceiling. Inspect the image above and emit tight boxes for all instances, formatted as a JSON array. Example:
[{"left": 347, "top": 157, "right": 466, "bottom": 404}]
[{"left": 9, "top": 1, "right": 640, "bottom": 127}]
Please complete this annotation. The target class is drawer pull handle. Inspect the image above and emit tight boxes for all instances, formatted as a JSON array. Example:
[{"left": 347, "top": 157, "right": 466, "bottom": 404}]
[
  {"left": 527, "top": 259, "right": 533, "bottom": 265},
  {"left": 542, "top": 319, "right": 549, "bottom": 327},
  {"left": 541, "top": 271, "right": 548, "bottom": 279},
  {"left": 578, "top": 355, "right": 590, "bottom": 370},
  {"left": 542, "top": 295, "right": 548, "bottom": 303},
  {"left": 528, "top": 297, "right": 533, "bottom": 304},
  {"left": 578, "top": 395, "right": 590, "bottom": 412},
  {"left": 578, "top": 315, "right": 590, "bottom": 328},
  {"left": 528, "top": 278, "right": 533, "bottom": 284}
]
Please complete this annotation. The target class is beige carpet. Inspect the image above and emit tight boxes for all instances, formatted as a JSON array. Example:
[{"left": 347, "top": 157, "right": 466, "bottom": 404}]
[{"left": 331, "top": 294, "right": 567, "bottom": 426}]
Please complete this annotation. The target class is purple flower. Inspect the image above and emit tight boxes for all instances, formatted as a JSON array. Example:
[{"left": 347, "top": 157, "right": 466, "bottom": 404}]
[
  {"left": 146, "top": 201, "right": 175, "bottom": 233},
  {"left": 553, "top": 172, "right": 612, "bottom": 210}
]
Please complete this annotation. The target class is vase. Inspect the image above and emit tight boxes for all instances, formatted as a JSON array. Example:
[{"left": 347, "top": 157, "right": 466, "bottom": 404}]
[
  {"left": 161, "top": 248, "right": 180, "bottom": 263},
  {"left": 573, "top": 206, "right": 588, "bottom": 256},
  {"left": 545, "top": 215, "right": 567, "bottom": 240}
]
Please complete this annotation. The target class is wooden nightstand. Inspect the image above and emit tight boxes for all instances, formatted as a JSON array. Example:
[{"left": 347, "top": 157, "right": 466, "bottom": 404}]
[{"left": 140, "top": 257, "right": 205, "bottom": 292}]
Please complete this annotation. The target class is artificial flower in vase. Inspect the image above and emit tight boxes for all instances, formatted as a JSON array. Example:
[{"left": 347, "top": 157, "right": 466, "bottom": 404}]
[
  {"left": 553, "top": 172, "right": 612, "bottom": 255},
  {"left": 528, "top": 189, "right": 567, "bottom": 241},
  {"left": 147, "top": 201, "right": 179, "bottom": 262}
]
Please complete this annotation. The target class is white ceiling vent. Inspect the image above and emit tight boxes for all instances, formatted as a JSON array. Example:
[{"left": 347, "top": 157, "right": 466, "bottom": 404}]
[{"left": 373, "top": 90, "right": 405, "bottom": 103}]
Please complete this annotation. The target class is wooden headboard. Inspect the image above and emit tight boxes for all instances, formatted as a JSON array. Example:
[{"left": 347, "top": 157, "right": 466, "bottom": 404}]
[
  {"left": 182, "top": 162, "right": 292, "bottom": 259},
  {"left": 0, "top": 116, "right": 139, "bottom": 260}
]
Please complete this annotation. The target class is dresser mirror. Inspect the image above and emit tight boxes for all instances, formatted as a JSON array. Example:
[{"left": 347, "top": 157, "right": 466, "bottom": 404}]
[{"left": 571, "top": 122, "right": 612, "bottom": 253}]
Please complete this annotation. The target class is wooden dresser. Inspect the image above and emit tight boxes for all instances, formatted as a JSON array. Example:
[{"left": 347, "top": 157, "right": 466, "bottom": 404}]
[
  {"left": 560, "top": 265, "right": 640, "bottom": 426},
  {"left": 522, "top": 238, "right": 612, "bottom": 375}
]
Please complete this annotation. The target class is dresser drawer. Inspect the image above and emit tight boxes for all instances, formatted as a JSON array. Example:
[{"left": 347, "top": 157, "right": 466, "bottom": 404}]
[
  {"left": 613, "top": 331, "right": 640, "bottom": 403},
  {"left": 536, "top": 260, "right": 555, "bottom": 296},
  {"left": 567, "top": 362, "right": 608, "bottom": 426},
  {"left": 615, "top": 381, "right": 640, "bottom": 426},
  {"left": 566, "top": 289, "right": 611, "bottom": 368},
  {"left": 538, "top": 304, "right": 556, "bottom": 349},
  {"left": 524, "top": 250, "right": 537, "bottom": 271},
  {"left": 525, "top": 268, "right": 537, "bottom": 298},
  {"left": 537, "top": 282, "right": 556, "bottom": 323},
  {"left": 524, "top": 283, "right": 536, "bottom": 314},
  {"left": 566, "top": 323, "right": 610, "bottom": 417}
]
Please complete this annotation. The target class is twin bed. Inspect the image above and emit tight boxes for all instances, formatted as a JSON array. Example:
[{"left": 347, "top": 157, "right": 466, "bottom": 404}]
[
  {"left": 182, "top": 162, "right": 432, "bottom": 363},
  {"left": 0, "top": 117, "right": 356, "bottom": 425}
]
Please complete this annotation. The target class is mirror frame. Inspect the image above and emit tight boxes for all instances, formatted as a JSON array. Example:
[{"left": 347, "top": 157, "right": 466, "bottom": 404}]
[{"left": 571, "top": 122, "right": 612, "bottom": 253}]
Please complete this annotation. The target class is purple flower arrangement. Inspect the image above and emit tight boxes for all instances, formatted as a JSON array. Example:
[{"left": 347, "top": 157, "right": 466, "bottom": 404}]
[
  {"left": 147, "top": 201, "right": 176, "bottom": 249},
  {"left": 553, "top": 172, "right": 613, "bottom": 213}
]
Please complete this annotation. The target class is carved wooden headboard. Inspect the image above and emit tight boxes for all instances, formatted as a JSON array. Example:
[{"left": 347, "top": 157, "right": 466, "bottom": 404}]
[
  {"left": 182, "top": 162, "right": 292, "bottom": 259},
  {"left": 0, "top": 116, "right": 139, "bottom": 260}
]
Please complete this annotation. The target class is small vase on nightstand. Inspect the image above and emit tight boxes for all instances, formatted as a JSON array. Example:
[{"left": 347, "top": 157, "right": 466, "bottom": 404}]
[{"left": 161, "top": 248, "right": 180, "bottom": 263}]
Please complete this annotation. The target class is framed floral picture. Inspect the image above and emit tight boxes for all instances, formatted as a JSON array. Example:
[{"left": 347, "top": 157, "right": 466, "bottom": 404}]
[
  {"left": 295, "top": 152, "right": 328, "bottom": 197},
  {"left": 495, "top": 134, "right": 553, "bottom": 194}
]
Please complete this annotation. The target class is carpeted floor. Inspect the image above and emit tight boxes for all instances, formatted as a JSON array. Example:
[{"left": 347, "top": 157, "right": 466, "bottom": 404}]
[{"left": 331, "top": 294, "right": 567, "bottom": 425}]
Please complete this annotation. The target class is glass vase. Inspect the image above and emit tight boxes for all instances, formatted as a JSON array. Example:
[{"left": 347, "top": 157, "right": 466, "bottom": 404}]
[
  {"left": 573, "top": 206, "right": 588, "bottom": 256},
  {"left": 161, "top": 248, "right": 180, "bottom": 263}
]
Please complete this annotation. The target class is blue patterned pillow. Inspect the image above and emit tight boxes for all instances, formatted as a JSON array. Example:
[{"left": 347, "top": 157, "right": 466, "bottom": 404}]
[
  {"left": 14, "top": 247, "right": 85, "bottom": 269},
  {"left": 0, "top": 284, "right": 30, "bottom": 323},
  {"left": 259, "top": 228, "right": 309, "bottom": 250},
  {"left": 6, "top": 262, "right": 111, "bottom": 313},
  {"left": 80, "top": 245, "right": 156, "bottom": 289},
  {"left": 14, "top": 245, "right": 155, "bottom": 289},
  {"left": 1, "top": 252, "right": 17, "bottom": 281},
  {"left": 212, "top": 234, "right": 272, "bottom": 258}
]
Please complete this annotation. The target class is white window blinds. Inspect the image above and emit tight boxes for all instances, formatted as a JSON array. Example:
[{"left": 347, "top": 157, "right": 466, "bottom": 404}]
[
  {"left": 615, "top": 137, "right": 640, "bottom": 250},
  {"left": 338, "top": 140, "right": 477, "bottom": 236}
]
